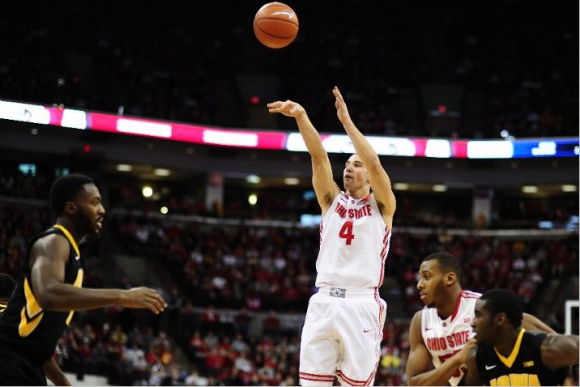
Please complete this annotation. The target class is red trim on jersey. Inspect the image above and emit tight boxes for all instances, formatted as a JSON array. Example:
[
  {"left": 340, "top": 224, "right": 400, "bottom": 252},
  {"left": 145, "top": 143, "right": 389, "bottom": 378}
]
[
  {"left": 450, "top": 291, "right": 463, "bottom": 322},
  {"left": 336, "top": 370, "right": 367, "bottom": 385},
  {"left": 379, "top": 230, "right": 390, "bottom": 259},
  {"left": 377, "top": 227, "right": 390, "bottom": 287},
  {"left": 300, "top": 376, "right": 334, "bottom": 383},
  {"left": 370, "top": 289, "right": 384, "bottom": 387},
  {"left": 364, "top": 369, "right": 378, "bottom": 386},
  {"left": 315, "top": 220, "right": 324, "bottom": 266},
  {"left": 374, "top": 288, "right": 385, "bottom": 328},
  {"left": 299, "top": 372, "right": 335, "bottom": 381},
  {"left": 358, "top": 193, "right": 372, "bottom": 204},
  {"left": 461, "top": 290, "right": 481, "bottom": 299}
]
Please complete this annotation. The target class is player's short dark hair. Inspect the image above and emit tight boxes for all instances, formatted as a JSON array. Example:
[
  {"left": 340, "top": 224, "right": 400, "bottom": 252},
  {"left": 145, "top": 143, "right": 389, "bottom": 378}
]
[
  {"left": 0, "top": 273, "right": 16, "bottom": 299},
  {"left": 480, "top": 289, "right": 523, "bottom": 328},
  {"left": 423, "top": 252, "right": 463, "bottom": 280},
  {"left": 49, "top": 174, "right": 95, "bottom": 216}
]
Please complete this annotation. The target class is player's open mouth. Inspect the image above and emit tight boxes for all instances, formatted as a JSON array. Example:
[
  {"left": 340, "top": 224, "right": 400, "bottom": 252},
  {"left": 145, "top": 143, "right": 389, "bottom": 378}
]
[{"left": 96, "top": 220, "right": 103, "bottom": 230}]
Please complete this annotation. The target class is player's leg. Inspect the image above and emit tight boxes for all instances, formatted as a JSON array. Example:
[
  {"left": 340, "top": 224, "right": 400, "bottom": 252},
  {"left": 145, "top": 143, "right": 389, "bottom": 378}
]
[
  {"left": 336, "top": 295, "right": 387, "bottom": 386},
  {"left": 299, "top": 293, "right": 339, "bottom": 386}
]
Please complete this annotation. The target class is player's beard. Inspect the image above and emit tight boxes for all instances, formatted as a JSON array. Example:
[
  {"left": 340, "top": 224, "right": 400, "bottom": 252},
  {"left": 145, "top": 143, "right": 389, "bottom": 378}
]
[
  {"left": 428, "top": 280, "right": 448, "bottom": 308},
  {"left": 75, "top": 207, "right": 101, "bottom": 238}
]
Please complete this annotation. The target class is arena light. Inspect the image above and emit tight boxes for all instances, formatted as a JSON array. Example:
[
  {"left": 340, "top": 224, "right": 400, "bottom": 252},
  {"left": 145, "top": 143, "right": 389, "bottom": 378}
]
[
  {"left": 116, "top": 164, "right": 133, "bottom": 172},
  {"left": 248, "top": 194, "right": 258, "bottom": 206},
  {"left": 142, "top": 186, "right": 154, "bottom": 198},
  {"left": 394, "top": 183, "right": 409, "bottom": 191},
  {"left": 522, "top": 185, "right": 538, "bottom": 193},
  {"left": 432, "top": 184, "right": 448, "bottom": 192},
  {"left": 561, "top": 185, "right": 577, "bottom": 192},
  {"left": 246, "top": 175, "right": 261, "bottom": 184},
  {"left": 160, "top": 206, "right": 169, "bottom": 215},
  {"left": 153, "top": 168, "right": 171, "bottom": 177},
  {"left": 284, "top": 177, "right": 300, "bottom": 185}
]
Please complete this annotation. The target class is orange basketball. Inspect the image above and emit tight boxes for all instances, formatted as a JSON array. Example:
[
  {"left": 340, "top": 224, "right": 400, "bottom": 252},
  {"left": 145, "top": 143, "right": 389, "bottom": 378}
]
[{"left": 253, "top": 2, "right": 299, "bottom": 49}]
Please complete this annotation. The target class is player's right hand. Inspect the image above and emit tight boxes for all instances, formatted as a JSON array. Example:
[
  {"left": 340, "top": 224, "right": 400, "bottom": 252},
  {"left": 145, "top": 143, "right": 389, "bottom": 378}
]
[
  {"left": 267, "top": 100, "right": 305, "bottom": 118},
  {"left": 457, "top": 338, "right": 478, "bottom": 363},
  {"left": 120, "top": 287, "right": 167, "bottom": 314}
]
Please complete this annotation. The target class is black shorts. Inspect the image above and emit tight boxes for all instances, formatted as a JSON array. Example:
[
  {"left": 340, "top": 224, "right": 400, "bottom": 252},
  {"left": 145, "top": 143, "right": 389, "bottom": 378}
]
[{"left": 0, "top": 349, "right": 46, "bottom": 385}]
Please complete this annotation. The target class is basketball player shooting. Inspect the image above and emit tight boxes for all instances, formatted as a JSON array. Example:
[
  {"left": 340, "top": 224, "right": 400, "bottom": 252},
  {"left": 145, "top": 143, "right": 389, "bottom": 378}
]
[{"left": 268, "top": 86, "right": 396, "bottom": 386}]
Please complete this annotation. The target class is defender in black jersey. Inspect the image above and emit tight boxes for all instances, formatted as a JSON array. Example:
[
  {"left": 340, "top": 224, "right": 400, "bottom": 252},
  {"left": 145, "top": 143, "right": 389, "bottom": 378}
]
[
  {"left": 406, "top": 253, "right": 556, "bottom": 387},
  {"left": 0, "top": 273, "right": 16, "bottom": 314},
  {"left": 0, "top": 174, "right": 167, "bottom": 385},
  {"left": 464, "top": 289, "right": 579, "bottom": 386},
  {"left": 0, "top": 272, "right": 69, "bottom": 385}
]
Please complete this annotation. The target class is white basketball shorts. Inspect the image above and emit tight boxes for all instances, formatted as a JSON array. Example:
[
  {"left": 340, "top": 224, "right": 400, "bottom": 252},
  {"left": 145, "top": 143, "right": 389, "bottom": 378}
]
[{"left": 299, "top": 287, "right": 387, "bottom": 386}]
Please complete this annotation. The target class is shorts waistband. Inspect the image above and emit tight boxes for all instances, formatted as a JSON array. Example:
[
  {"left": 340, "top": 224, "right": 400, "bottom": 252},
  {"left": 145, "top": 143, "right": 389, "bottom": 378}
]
[{"left": 317, "top": 287, "right": 377, "bottom": 299}]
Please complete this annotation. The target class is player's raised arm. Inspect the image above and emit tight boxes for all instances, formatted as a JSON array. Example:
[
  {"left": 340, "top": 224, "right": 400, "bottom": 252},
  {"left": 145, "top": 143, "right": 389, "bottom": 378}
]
[
  {"left": 332, "top": 87, "right": 396, "bottom": 228},
  {"left": 541, "top": 333, "right": 580, "bottom": 370},
  {"left": 268, "top": 100, "right": 340, "bottom": 215}
]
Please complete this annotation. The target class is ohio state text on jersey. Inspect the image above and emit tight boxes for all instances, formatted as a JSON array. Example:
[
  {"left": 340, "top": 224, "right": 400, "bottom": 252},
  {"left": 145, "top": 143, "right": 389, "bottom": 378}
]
[
  {"left": 316, "top": 192, "right": 391, "bottom": 289},
  {"left": 421, "top": 290, "right": 481, "bottom": 386}
]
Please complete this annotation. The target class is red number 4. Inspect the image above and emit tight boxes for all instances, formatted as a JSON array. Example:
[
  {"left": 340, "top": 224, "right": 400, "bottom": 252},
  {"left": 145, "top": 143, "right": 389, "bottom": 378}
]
[{"left": 339, "top": 221, "right": 355, "bottom": 245}]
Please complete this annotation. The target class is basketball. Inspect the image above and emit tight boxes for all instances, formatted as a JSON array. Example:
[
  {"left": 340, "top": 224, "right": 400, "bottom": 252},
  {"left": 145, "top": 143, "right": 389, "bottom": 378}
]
[{"left": 253, "top": 2, "right": 299, "bottom": 49}]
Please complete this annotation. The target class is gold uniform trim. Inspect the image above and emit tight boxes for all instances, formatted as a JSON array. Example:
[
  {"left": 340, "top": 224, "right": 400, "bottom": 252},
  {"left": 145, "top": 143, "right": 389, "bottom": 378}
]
[
  {"left": 18, "top": 225, "right": 84, "bottom": 336},
  {"left": 66, "top": 269, "right": 84, "bottom": 325},
  {"left": 19, "top": 277, "right": 45, "bottom": 337},
  {"left": 53, "top": 224, "right": 80, "bottom": 258},
  {"left": 494, "top": 328, "right": 526, "bottom": 368}
]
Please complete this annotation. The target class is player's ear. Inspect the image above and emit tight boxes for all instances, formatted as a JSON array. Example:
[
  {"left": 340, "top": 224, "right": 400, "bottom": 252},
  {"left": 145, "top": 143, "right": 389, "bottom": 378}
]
[
  {"left": 495, "top": 313, "right": 507, "bottom": 327},
  {"left": 64, "top": 201, "right": 77, "bottom": 216},
  {"left": 446, "top": 272, "right": 457, "bottom": 286}
]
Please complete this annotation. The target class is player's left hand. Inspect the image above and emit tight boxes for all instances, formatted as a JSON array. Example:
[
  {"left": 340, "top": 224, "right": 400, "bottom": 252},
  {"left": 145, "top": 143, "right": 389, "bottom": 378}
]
[{"left": 333, "top": 86, "right": 353, "bottom": 126}]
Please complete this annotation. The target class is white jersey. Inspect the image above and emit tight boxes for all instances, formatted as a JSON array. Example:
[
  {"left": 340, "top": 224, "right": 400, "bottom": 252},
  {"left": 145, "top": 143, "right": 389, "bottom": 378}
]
[
  {"left": 315, "top": 192, "right": 391, "bottom": 289},
  {"left": 421, "top": 290, "right": 481, "bottom": 386}
]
